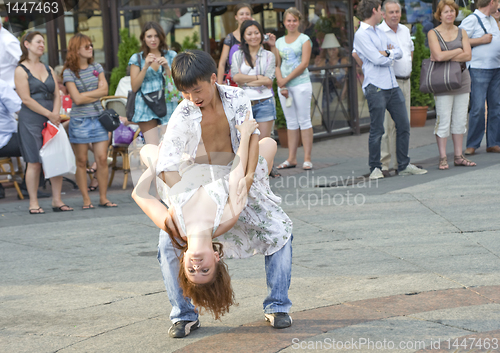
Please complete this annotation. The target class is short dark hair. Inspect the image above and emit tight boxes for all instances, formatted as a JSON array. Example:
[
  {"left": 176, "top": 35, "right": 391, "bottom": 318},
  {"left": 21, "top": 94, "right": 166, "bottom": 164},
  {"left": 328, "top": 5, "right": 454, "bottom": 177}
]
[
  {"left": 357, "top": 0, "right": 382, "bottom": 20},
  {"left": 171, "top": 50, "right": 217, "bottom": 91}
]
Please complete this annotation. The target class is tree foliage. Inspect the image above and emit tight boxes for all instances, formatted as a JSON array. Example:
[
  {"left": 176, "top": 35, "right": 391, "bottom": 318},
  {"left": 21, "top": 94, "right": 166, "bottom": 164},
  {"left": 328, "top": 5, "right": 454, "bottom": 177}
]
[{"left": 109, "top": 28, "right": 140, "bottom": 95}]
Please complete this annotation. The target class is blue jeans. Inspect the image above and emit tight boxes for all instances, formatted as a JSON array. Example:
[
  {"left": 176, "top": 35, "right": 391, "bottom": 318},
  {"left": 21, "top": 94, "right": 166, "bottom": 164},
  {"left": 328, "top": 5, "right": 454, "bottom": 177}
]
[
  {"left": 467, "top": 68, "right": 500, "bottom": 149},
  {"left": 365, "top": 85, "right": 410, "bottom": 172},
  {"left": 157, "top": 230, "right": 293, "bottom": 323}
]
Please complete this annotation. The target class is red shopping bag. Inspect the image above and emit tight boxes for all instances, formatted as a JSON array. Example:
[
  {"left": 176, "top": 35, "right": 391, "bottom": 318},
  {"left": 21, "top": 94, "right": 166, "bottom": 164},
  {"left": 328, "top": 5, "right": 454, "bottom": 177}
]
[{"left": 42, "top": 122, "right": 59, "bottom": 147}]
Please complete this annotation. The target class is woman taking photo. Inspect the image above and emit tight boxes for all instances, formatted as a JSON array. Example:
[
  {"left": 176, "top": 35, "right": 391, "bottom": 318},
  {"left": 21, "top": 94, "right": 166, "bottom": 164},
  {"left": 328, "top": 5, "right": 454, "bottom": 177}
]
[
  {"left": 217, "top": 3, "right": 253, "bottom": 85},
  {"left": 273, "top": 7, "right": 314, "bottom": 170},
  {"left": 231, "top": 20, "right": 277, "bottom": 139},
  {"left": 63, "top": 33, "right": 117, "bottom": 209},
  {"left": 129, "top": 21, "right": 177, "bottom": 145},
  {"left": 429, "top": 0, "right": 475, "bottom": 169},
  {"left": 15, "top": 31, "right": 73, "bottom": 214}
]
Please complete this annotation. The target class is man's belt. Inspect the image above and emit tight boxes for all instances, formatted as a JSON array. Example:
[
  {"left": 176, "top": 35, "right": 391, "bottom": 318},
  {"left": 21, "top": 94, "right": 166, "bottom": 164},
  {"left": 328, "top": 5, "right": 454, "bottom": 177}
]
[{"left": 395, "top": 75, "right": 411, "bottom": 80}]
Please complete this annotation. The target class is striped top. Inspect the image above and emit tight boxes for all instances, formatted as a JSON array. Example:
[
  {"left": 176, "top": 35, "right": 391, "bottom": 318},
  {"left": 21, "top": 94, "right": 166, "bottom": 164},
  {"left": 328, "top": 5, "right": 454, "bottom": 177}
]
[{"left": 63, "top": 63, "right": 104, "bottom": 118}]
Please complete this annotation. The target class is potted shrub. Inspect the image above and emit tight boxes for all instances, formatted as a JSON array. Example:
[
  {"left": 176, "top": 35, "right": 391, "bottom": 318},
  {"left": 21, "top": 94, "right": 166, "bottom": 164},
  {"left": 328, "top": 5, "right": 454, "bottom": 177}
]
[
  {"left": 273, "top": 79, "right": 288, "bottom": 147},
  {"left": 109, "top": 28, "right": 140, "bottom": 95},
  {"left": 410, "top": 23, "right": 434, "bottom": 127}
]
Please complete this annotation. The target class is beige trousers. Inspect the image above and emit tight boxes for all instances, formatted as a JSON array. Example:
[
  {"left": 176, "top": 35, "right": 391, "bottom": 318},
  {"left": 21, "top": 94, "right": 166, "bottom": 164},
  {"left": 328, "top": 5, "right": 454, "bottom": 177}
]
[{"left": 380, "top": 78, "right": 411, "bottom": 171}]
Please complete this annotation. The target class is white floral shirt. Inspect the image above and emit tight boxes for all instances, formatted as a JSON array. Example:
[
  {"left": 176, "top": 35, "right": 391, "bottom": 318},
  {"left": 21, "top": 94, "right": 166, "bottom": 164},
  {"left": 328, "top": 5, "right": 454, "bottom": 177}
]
[{"left": 156, "top": 84, "right": 292, "bottom": 258}]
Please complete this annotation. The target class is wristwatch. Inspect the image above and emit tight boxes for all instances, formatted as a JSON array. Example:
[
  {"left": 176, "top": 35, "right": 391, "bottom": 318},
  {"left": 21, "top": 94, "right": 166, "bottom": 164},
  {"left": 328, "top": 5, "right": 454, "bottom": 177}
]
[{"left": 385, "top": 50, "right": 391, "bottom": 57}]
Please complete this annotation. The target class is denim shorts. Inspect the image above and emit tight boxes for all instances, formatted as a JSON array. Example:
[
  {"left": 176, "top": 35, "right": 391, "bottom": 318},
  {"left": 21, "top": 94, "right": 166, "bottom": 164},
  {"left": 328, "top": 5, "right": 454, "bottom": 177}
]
[
  {"left": 252, "top": 97, "right": 276, "bottom": 123},
  {"left": 68, "top": 116, "right": 109, "bottom": 144}
]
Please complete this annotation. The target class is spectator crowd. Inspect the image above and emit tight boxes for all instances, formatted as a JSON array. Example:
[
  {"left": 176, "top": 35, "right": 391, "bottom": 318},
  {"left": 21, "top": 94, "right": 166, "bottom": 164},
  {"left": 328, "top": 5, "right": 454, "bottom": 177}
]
[{"left": 1, "top": 0, "right": 499, "bottom": 210}]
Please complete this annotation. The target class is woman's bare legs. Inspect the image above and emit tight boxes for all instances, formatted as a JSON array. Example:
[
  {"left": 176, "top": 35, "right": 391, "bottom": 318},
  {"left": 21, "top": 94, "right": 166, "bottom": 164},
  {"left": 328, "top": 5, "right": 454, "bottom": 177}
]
[
  {"left": 93, "top": 140, "right": 116, "bottom": 206},
  {"left": 285, "top": 128, "right": 300, "bottom": 166},
  {"left": 25, "top": 162, "right": 42, "bottom": 212},
  {"left": 258, "top": 121, "right": 274, "bottom": 140},
  {"left": 139, "top": 120, "right": 160, "bottom": 145},
  {"left": 72, "top": 143, "right": 92, "bottom": 207},
  {"left": 50, "top": 176, "right": 72, "bottom": 210},
  {"left": 301, "top": 127, "right": 313, "bottom": 164}
]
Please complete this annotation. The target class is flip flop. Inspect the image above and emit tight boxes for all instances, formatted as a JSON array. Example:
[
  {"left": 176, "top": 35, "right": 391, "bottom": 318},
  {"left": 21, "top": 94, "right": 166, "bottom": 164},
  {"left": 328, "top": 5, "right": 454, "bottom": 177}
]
[
  {"left": 277, "top": 160, "right": 297, "bottom": 169},
  {"left": 302, "top": 161, "right": 313, "bottom": 170},
  {"left": 99, "top": 201, "right": 118, "bottom": 208},
  {"left": 86, "top": 167, "right": 97, "bottom": 174},
  {"left": 52, "top": 204, "right": 74, "bottom": 212},
  {"left": 82, "top": 204, "right": 95, "bottom": 210},
  {"left": 29, "top": 207, "right": 45, "bottom": 215}
]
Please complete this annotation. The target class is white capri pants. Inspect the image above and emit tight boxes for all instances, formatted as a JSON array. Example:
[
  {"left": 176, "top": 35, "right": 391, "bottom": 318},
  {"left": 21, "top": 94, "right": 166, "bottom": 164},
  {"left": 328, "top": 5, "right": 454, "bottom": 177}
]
[
  {"left": 434, "top": 93, "right": 470, "bottom": 138},
  {"left": 278, "top": 82, "right": 313, "bottom": 130}
]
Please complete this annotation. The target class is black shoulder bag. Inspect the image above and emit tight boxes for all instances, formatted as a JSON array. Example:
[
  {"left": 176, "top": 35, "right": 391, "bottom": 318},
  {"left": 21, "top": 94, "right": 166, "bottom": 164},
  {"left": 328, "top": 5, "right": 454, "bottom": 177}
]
[
  {"left": 127, "top": 53, "right": 168, "bottom": 120},
  {"left": 76, "top": 66, "right": 120, "bottom": 132}
]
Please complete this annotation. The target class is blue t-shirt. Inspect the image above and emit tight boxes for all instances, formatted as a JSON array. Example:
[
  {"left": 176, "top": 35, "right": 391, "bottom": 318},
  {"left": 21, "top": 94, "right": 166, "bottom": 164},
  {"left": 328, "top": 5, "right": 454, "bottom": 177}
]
[{"left": 275, "top": 33, "right": 312, "bottom": 87}]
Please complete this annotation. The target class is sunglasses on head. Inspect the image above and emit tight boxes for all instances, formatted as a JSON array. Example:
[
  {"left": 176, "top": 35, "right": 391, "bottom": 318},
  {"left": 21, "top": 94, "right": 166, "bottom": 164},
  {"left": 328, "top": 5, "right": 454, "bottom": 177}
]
[{"left": 83, "top": 43, "right": 93, "bottom": 50}]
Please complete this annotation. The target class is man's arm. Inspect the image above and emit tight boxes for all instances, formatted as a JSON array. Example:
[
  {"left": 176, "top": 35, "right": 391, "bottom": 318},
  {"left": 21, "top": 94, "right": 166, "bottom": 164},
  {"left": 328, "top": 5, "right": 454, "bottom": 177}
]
[
  {"left": 354, "top": 31, "right": 395, "bottom": 67},
  {"left": 459, "top": 15, "right": 493, "bottom": 47}
]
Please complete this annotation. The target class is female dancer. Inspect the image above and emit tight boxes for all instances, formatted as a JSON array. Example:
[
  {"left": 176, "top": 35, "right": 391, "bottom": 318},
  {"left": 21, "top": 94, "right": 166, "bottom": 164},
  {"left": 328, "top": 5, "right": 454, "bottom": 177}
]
[
  {"left": 129, "top": 21, "right": 178, "bottom": 144},
  {"left": 217, "top": 3, "right": 253, "bottom": 85},
  {"left": 232, "top": 20, "right": 277, "bottom": 139},
  {"left": 428, "top": 0, "right": 475, "bottom": 169},
  {"left": 63, "top": 33, "right": 117, "bottom": 209},
  {"left": 133, "top": 115, "right": 264, "bottom": 319},
  {"left": 274, "top": 7, "right": 314, "bottom": 170},
  {"left": 15, "top": 31, "right": 73, "bottom": 214}
]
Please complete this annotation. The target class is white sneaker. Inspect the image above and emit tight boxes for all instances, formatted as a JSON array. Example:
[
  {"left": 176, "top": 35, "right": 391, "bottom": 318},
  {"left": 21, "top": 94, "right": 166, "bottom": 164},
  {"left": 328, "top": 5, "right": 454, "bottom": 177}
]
[
  {"left": 399, "top": 163, "right": 428, "bottom": 176},
  {"left": 369, "top": 167, "right": 384, "bottom": 180}
]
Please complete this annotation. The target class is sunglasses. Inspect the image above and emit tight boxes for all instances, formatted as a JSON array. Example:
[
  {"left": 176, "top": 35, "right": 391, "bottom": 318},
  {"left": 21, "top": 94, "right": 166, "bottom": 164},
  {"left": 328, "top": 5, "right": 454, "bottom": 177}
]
[{"left": 83, "top": 44, "right": 93, "bottom": 50}]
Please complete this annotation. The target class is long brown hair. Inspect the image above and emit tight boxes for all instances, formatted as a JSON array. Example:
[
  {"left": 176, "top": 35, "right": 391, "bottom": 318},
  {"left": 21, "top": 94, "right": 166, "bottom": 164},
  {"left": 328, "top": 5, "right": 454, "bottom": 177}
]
[
  {"left": 19, "top": 31, "right": 44, "bottom": 63},
  {"left": 63, "top": 33, "right": 94, "bottom": 78},
  {"left": 139, "top": 21, "right": 168, "bottom": 58},
  {"left": 165, "top": 213, "right": 236, "bottom": 320}
]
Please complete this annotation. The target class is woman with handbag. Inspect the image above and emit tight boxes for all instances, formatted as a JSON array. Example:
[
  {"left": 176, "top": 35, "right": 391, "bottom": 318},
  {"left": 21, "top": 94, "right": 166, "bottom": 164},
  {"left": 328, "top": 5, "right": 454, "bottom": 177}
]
[
  {"left": 63, "top": 33, "right": 117, "bottom": 209},
  {"left": 429, "top": 0, "right": 475, "bottom": 170},
  {"left": 217, "top": 3, "right": 253, "bottom": 85},
  {"left": 129, "top": 21, "right": 176, "bottom": 145},
  {"left": 14, "top": 31, "right": 73, "bottom": 214}
]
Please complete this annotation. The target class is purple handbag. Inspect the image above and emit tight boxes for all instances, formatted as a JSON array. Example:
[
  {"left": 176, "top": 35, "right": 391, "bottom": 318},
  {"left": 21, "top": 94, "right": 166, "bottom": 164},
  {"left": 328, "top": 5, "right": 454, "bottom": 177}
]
[{"left": 112, "top": 123, "right": 135, "bottom": 146}]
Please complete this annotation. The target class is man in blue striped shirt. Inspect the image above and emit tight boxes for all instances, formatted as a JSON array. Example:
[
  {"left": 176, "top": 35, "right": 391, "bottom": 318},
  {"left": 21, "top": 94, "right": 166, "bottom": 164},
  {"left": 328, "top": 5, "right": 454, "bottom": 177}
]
[{"left": 354, "top": 0, "right": 427, "bottom": 179}]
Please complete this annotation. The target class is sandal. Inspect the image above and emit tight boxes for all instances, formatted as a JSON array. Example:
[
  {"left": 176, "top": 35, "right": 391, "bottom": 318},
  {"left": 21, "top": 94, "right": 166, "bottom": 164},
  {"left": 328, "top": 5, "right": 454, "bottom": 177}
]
[
  {"left": 438, "top": 156, "right": 449, "bottom": 170},
  {"left": 454, "top": 154, "right": 476, "bottom": 167},
  {"left": 269, "top": 166, "right": 281, "bottom": 178},
  {"left": 277, "top": 160, "right": 297, "bottom": 169},
  {"left": 29, "top": 207, "right": 45, "bottom": 215},
  {"left": 82, "top": 204, "right": 95, "bottom": 210},
  {"left": 99, "top": 201, "right": 118, "bottom": 208},
  {"left": 303, "top": 161, "right": 313, "bottom": 170},
  {"left": 88, "top": 177, "right": 98, "bottom": 192},
  {"left": 52, "top": 204, "right": 74, "bottom": 212}
]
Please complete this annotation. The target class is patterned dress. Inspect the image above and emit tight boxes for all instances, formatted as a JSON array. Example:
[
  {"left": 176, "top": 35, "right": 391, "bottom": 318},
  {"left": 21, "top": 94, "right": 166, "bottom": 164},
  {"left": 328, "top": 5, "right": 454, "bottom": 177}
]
[
  {"left": 128, "top": 50, "right": 179, "bottom": 124},
  {"left": 156, "top": 84, "right": 293, "bottom": 259}
]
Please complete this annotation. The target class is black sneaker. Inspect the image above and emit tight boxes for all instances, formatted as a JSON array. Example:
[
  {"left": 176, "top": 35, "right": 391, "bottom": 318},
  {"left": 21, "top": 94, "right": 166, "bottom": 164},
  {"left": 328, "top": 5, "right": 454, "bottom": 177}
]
[
  {"left": 168, "top": 320, "right": 200, "bottom": 338},
  {"left": 265, "top": 312, "right": 292, "bottom": 329}
]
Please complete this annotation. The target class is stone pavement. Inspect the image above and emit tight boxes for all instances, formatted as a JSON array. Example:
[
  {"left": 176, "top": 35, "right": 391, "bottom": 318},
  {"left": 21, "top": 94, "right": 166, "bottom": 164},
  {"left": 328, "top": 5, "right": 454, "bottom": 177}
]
[{"left": 1, "top": 120, "right": 500, "bottom": 353}]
